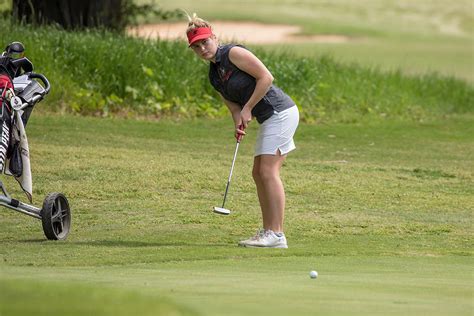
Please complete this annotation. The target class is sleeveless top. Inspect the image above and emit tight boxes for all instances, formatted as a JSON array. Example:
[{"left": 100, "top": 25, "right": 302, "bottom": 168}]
[{"left": 209, "top": 44, "right": 295, "bottom": 124}]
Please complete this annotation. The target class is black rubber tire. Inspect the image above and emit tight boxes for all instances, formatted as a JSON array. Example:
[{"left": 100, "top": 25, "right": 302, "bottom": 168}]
[{"left": 41, "top": 193, "right": 71, "bottom": 240}]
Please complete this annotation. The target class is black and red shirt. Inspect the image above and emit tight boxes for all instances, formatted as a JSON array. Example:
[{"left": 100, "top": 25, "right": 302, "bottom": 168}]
[{"left": 209, "top": 44, "right": 295, "bottom": 124}]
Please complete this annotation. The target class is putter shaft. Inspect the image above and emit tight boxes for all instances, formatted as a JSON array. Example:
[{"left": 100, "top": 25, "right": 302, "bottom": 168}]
[{"left": 221, "top": 141, "right": 240, "bottom": 208}]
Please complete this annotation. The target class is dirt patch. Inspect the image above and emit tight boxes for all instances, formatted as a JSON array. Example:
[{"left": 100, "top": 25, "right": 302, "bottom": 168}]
[{"left": 128, "top": 21, "right": 350, "bottom": 44}]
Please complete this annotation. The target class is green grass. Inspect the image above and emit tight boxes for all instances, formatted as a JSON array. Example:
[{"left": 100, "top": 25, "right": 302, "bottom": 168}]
[
  {"left": 149, "top": 0, "right": 474, "bottom": 82},
  {"left": 1, "top": 257, "right": 472, "bottom": 316},
  {"left": 0, "top": 114, "right": 472, "bottom": 315},
  {"left": 0, "top": 1, "right": 472, "bottom": 314}
]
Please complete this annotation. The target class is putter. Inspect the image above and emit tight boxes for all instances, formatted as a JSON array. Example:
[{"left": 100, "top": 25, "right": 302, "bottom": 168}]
[{"left": 213, "top": 125, "right": 244, "bottom": 215}]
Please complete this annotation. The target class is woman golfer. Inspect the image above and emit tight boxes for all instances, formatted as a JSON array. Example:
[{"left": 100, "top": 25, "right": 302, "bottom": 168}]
[{"left": 186, "top": 14, "right": 299, "bottom": 248}]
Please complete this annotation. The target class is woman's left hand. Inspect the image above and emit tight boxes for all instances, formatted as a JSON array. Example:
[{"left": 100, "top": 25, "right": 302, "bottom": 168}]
[{"left": 240, "top": 106, "right": 252, "bottom": 129}]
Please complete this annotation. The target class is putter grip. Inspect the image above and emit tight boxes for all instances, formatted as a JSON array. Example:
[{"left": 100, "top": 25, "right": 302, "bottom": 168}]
[{"left": 236, "top": 124, "right": 244, "bottom": 143}]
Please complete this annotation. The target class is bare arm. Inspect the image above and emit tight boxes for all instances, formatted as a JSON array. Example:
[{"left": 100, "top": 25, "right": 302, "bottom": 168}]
[
  {"left": 220, "top": 94, "right": 241, "bottom": 125},
  {"left": 220, "top": 94, "right": 246, "bottom": 138},
  {"left": 228, "top": 46, "right": 274, "bottom": 128}
]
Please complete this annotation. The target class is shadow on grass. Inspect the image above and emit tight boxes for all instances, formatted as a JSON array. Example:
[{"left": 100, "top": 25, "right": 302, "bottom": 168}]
[
  {"left": 67, "top": 239, "right": 231, "bottom": 248},
  {"left": 14, "top": 239, "right": 231, "bottom": 247},
  {"left": 17, "top": 239, "right": 48, "bottom": 243}
]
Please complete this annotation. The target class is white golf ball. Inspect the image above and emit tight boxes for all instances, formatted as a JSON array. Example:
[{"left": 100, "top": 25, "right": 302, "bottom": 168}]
[{"left": 310, "top": 270, "right": 318, "bottom": 279}]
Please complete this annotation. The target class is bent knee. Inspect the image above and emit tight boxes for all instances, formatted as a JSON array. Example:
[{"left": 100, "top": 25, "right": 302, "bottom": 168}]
[
  {"left": 255, "top": 166, "right": 279, "bottom": 182},
  {"left": 252, "top": 167, "right": 261, "bottom": 181}
]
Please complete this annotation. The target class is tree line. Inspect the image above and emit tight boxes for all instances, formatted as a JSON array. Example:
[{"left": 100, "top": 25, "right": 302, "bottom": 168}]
[{"left": 11, "top": 0, "right": 181, "bottom": 31}]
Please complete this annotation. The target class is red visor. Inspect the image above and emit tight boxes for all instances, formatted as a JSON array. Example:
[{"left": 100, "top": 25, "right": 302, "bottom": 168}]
[{"left": 187, "top": 27, "right": 213, "bottom": 46}]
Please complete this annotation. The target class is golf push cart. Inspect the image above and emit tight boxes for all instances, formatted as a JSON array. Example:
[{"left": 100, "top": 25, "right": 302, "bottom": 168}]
[{"left": 0, "top": 41, "right": 71, "bottom": 240}]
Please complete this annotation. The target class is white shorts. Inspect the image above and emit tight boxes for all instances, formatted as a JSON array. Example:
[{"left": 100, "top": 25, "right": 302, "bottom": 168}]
[{"left": 255, "top": 105, "right": 299, "bottom": 156}]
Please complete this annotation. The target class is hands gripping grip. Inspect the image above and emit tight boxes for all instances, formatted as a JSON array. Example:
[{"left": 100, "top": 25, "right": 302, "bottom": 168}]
[{"left": 236, "top": 124, "right": 244, "bottom": 143}]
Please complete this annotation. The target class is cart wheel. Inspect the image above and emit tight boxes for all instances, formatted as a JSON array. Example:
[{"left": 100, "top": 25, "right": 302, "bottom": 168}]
[{"left": 41, "top": 193, "right": 71, "bottom": 240}]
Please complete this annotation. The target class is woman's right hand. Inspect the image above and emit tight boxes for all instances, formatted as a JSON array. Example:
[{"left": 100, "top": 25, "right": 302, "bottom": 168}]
[{"left": 235, "top": 124, "right": 246, "bottom": 142}]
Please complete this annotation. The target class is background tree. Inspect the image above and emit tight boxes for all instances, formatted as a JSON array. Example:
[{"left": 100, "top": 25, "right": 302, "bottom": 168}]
[{"left": 11, "top": 0, "right": 180, "bottom": 31}]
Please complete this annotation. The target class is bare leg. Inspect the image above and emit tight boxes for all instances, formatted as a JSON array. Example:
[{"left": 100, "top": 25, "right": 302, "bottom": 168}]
[
  {"left": 252, "top": 151, "right": 287, "bottom": 233},
  {"left": 253, "top": 156, "right": 269, "bottom": 226}
]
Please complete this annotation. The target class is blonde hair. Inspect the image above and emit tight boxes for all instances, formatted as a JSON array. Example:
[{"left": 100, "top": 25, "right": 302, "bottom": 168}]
[{"left": 184, "top": 12, "right": 212, "bottom": 34}]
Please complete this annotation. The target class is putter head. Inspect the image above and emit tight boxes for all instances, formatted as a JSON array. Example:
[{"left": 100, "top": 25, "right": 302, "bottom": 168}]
[{"left": 213, "top": 207, "right": 231, "bottom": 215}]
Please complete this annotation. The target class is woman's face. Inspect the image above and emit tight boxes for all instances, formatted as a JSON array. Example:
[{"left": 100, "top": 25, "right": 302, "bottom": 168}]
[{"left": 190, "top": 36, "right": 218, "bottom": 61}]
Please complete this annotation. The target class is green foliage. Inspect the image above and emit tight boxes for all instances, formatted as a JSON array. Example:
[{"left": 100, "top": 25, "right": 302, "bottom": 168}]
[{"left": 0, "top": 20, "right": 472, "bottom": 122}]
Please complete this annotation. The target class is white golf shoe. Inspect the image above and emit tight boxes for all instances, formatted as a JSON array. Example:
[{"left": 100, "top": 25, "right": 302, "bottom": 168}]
[
  {"left": 238, "top": 229, "right": 288, "bottom": 248},
  {"left": 238, "top": 229, "right": 265, "bottom": 246}
]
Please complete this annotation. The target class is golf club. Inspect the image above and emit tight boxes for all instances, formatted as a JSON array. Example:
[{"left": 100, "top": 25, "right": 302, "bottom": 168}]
[{"left": 213, "top": 125, "right": 244, "bottom": 215}]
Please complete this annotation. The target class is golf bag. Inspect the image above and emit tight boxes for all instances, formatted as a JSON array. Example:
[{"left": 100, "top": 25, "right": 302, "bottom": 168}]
[
  {"left": 0, "top": 41, "right": 71, "bottom": 241},
  {"left": 0, "top": 42, "right": 42, "bottom": 200}
]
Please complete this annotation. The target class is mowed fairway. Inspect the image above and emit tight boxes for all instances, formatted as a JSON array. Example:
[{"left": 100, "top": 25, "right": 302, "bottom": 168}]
[{"left": 0, "top": 114, "right": 472, "bottom": 315}]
